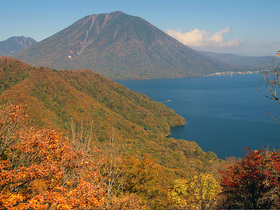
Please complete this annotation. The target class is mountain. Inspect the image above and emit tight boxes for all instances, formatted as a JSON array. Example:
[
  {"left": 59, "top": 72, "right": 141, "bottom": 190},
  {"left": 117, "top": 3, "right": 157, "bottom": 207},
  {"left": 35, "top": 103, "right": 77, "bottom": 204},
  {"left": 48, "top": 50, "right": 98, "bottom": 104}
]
[
  {"left": 201, "top": 51, "right": 280, "bottom": 68},
  {"left": 0, "top": 56, "right": 223, "bottom": 174},
  {"left": 16, "top": 11, "right": 248, "bottom": 80},
  {"left": 0, "top": 36, "right": 37, "bottom": 56}
]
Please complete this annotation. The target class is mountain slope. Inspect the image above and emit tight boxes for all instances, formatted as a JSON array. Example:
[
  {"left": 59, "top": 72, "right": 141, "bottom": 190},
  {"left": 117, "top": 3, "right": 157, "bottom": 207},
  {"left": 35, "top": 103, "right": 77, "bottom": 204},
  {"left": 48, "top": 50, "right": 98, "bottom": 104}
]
[
  {"left": 0, "top": 36, "right": 37, "bottom": 56},
  {"left": 16, "top": 11, "right": 247, "bottom": 80},
  {"left": 0, "top": 56, "right": 183, "bottom": 132},
  {"left": 0, "top": 57, "right": 224, "bottom": 174}
]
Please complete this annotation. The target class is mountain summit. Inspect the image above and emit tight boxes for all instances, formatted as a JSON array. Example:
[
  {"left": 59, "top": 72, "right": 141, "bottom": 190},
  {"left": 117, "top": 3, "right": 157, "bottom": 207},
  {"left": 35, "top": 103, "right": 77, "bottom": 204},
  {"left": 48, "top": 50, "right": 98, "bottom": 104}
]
[
  {"left": 0, "top": 36, "right": 37, "bottom": 56},
  {"left": 16, "top": 11, "right": 246, "bottom": 79}
]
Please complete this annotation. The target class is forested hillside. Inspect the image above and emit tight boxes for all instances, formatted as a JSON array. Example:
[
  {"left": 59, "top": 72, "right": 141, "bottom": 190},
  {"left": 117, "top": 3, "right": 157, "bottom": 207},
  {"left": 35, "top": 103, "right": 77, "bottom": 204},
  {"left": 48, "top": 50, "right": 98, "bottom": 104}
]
[
  {"left": 0, "top": 57, "right": 228, "bottom": 208},
  {"left": 1, "top": 57, "right": 280, "bottom": 208},
  {"left": 0, "top": 57, "right": 222, "bottom": 172}
]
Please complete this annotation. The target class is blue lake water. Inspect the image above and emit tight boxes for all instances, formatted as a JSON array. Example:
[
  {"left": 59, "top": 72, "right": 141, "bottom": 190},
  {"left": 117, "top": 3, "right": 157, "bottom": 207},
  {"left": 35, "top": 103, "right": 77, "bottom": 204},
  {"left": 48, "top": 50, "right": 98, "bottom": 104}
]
[{"left": 118, "top": 74, "right": 280, "bottom": 159}]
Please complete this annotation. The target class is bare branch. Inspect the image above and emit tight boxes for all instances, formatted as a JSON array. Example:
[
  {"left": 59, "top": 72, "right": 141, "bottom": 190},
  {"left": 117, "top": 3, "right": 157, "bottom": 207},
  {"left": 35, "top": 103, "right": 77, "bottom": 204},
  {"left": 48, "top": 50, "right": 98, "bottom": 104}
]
[
  {"left": 258, "top": 54, "right": 280, "bottom": 124},
  {"left": 266, "top": 106, "right": 280, "bottom": 125}
]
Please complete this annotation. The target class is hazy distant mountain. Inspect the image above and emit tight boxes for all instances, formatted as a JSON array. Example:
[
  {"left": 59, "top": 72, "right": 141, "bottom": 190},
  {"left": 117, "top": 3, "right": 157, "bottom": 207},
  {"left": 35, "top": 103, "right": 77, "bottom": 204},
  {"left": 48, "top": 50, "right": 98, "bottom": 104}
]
[
  {"left": 201, "top": 51, "right": 280, "bottom": 68},
  {"left": 0, "top": 36, "right": 37, "bottom": 56},
  {"left": 16, "top": 11, "right": 248, "bottom": 80}
]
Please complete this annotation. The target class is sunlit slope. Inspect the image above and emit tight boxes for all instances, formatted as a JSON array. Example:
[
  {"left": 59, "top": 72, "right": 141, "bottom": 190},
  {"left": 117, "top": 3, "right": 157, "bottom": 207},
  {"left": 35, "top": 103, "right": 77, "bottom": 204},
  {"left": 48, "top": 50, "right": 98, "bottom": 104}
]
[
  {"left": 16, "top": 11, "right": 247, "bottom": 80},
  {"left": 0, "top": 56, "right": 223, "bottom": 173}
]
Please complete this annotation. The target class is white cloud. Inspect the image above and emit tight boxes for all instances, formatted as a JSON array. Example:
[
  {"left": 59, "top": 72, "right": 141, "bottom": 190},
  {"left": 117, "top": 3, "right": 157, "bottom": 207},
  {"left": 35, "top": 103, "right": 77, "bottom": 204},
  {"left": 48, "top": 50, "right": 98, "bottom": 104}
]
[{"left": 166, "top": 27, "right": 243, "bottom": 48}]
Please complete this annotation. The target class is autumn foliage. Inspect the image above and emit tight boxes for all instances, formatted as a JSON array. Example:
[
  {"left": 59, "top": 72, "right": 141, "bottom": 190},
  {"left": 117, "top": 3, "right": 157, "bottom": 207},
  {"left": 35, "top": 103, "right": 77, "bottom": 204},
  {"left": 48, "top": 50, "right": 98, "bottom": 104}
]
[
  {"left": 0, "top": 104, "right": 176, "bottom": 209},
  {"left": 0, "top": 57, "right": 228, "bottom": 209},
  {"left": 0, "top": 57, "right": 225, "bottom": 186},
  {"left": 168, "top": 173, "right": 220, "bottom": 209},
  {"left": 0, "top": 105, "right": 105, "bottom": 209},
  {"left": 219, "top": 148, "right": 280, "bottom": 209}
]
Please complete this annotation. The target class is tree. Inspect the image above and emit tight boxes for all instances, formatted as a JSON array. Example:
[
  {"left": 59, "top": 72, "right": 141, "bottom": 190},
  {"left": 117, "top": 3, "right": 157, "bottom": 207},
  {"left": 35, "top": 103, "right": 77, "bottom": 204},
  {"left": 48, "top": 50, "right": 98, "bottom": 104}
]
[
  {"left": 69, "top": 120, "right": 127, "bottom": 209},
  {"left": 168, "top": 173, "right": 220, "bottom": 209},
  {"left": 0, "top": 105, "right": 106, "bottom": 209},
  {"left": 106, "top": 193, "right": 147, "bottom": 210},
  {"left": 122, "top": 155, "right": 160, "bottom": 195},
  {"left": 98, "top": 130, "right": 126, "bottom": 209},
  {"left": 121, "top": 154, "right": 171, "bottom": 209},
  {"left": 218, "top": 148, "right": 280, "bottom": 209},
  {"left": 258, "top": 51, "right": 280, "bottom": 124},
  {"left": 0, "top": 104, "right": 27, "bottom": 157}
]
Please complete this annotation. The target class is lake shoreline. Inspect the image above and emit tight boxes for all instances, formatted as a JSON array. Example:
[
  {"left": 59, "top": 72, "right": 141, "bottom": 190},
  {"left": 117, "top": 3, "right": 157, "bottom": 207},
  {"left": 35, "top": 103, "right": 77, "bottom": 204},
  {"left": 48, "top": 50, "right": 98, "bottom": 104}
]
[
  {"left": 205, "top": 70, "right": 259, "bottom": 77},
  {"left": 166, "top": 122, "right": 186, "bottom": 137}
]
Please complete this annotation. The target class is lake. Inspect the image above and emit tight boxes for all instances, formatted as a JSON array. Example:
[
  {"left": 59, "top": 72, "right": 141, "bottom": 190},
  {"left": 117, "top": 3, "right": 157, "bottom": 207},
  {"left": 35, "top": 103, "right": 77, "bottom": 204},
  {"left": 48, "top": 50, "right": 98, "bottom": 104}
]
[{"left": 118, "top": 74, "right": 280, "bottom": 159}]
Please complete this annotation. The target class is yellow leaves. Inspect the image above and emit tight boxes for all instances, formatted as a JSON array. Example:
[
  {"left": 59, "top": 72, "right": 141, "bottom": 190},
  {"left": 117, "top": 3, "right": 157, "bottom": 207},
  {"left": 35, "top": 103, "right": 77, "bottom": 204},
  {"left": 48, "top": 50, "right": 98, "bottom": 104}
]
[
  {"left": 56, "top": 204, "right": 72, "bottom": 210},
  {"left": 0, "top": 192, "right": 24, "bottom": 209},
  {"left": 122, "top": 154, "right": 162, "bottom": 195},
  {"left": 277, "top": 50, "right": 280, "bottom": 56},
  {"left": 168, "top": 173, "right": 220, "bottom": 209}
]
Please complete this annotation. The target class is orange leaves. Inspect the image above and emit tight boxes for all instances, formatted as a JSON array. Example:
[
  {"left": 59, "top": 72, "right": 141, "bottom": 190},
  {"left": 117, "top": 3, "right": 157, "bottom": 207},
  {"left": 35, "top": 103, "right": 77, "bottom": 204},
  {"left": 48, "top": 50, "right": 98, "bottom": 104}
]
[
  {"left": 0, "top": 104, "right": 27, "bottom": 155},
  {"left": 109, "top": 193, "right": 147, "bottom": 210},
  {"left": 0, "top": 105, "right": 105, "bottom": 209},
  {"left": 15, "top": 129, "right": 75, "bottom": 165},
  {"left": 0, "top": 193, "right": 24, "bottom": 209},
  {"left": 0, "top": 128, "right": 106, "bottom": 208},
  {"left": 66, "top": 180, "right": 106, "bottom": 209}
]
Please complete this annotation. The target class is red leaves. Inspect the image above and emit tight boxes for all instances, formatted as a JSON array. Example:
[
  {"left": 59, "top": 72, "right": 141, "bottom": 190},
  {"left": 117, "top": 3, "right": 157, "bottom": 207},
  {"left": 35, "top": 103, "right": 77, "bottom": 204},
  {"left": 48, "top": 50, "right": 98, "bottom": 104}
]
[{"left": 219, "top": 148, "right": 280, "bottom": 209}]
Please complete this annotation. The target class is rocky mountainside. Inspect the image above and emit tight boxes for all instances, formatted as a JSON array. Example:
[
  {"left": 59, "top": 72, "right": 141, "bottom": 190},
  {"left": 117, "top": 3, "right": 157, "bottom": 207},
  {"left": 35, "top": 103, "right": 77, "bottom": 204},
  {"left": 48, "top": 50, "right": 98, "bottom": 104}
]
[
  {"left": 0, "top": 36, "right": 37, "bottom": 56},
  {"left": 16, "top": 11, "right": 248, "bottom": 80}
]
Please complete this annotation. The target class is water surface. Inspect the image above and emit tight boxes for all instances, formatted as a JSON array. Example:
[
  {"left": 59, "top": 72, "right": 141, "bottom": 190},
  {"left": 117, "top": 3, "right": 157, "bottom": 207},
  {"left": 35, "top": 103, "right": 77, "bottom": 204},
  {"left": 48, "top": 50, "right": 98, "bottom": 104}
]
[{"left": 118, "top": 74, "right": 280, "bottom": 159}]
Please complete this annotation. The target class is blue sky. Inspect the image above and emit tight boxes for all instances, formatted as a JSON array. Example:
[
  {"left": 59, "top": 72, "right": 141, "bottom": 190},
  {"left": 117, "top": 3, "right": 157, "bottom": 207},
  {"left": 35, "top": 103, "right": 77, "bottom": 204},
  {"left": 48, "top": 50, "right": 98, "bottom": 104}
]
[{"left": 1, "top": 0, "right": 279, "bottom": 56}]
